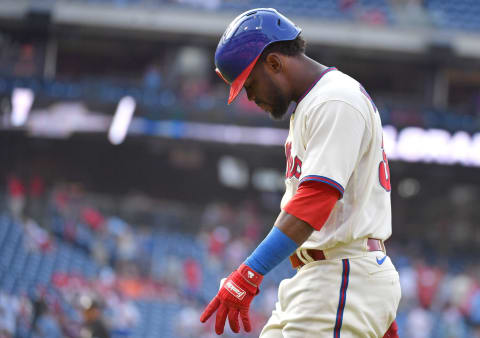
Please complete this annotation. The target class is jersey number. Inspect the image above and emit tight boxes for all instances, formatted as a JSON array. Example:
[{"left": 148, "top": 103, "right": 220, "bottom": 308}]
[
  {"left": 379, "top": 141, "right": 391, "bottom": 192},
  {"left": 359, "top": 84, "right": 390, "bottom": 191}
]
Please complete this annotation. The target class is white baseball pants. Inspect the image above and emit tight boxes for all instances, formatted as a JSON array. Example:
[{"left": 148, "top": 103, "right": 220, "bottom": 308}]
[{"left": 260, "top": 242, "right": 401, "bottom": 338}]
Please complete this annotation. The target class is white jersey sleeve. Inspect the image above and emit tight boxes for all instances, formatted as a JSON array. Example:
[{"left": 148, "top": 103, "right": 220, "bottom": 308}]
[{"left": 300, "top": 100, "right": 369, "bottom": 197}]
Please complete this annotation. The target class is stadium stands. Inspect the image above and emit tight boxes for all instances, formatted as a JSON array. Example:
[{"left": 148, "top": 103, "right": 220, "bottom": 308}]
[
  {"left": 0, "top": 181, "right": 480, "bottom": 337},
  {"left": 64, "top": 0, "right": 480, "bottom": 32},
  {"left": 0, "top": 207, "right": 293, "bottom": 337},
  {"left": 427, "top": 0, "right": 480, "bottom": 31}
]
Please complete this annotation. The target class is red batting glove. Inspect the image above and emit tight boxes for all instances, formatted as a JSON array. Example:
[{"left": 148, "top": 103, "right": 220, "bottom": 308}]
[{"left": 200, "top": 264, "right": 263, "bottom": 335}]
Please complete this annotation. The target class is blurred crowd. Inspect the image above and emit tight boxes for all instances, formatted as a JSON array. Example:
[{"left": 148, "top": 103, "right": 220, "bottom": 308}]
[
  {"left": 389, "top": 243, "right": 480, "bottom": 337},
  {"left": 63, "top": 0, "right": 429, "bottom": 28},
  {"left": 1, "top": 175, "right": 276, "bottom": 337},
  {"left": 1, "top": 1, "right": 480, "bottom": 133},
  {"left": 0, "top": 174, "right": 479, "bottom": 337},
  {"left": 1, "top": 44, "right": 479, "bottom": 133}
]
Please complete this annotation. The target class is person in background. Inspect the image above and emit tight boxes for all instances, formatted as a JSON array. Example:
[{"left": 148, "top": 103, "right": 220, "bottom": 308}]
[
  {"left": 82, "top": 300, "right": 110, "bottom": 338},
  {"left": 7, "top": 174, "right": 25, "bottom": 221}
]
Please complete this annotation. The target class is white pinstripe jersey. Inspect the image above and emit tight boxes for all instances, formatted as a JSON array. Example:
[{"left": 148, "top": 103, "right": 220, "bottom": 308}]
[{"left": 280, "top": 67, "right": 392, "bottom": 250}]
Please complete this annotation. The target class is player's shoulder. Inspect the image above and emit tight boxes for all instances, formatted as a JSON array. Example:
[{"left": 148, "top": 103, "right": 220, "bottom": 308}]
[{"left": 301, "top": 69, "right": 371, "bottom": 116}]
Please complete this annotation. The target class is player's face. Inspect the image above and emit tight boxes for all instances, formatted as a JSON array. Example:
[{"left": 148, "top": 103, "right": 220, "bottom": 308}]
[{"left": 244, "top": 62, "right": 290, "bottom": 120}]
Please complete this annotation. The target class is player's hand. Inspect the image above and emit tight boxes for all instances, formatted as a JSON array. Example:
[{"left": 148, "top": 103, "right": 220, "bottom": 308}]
[{"left": 200, "top": 264, "right": 263, "bottom": 335}]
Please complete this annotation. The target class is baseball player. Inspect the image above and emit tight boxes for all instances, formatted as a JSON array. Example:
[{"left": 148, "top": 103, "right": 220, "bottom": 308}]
[{"left": 200, "top": 8, "right": 401, "bottom": 337}]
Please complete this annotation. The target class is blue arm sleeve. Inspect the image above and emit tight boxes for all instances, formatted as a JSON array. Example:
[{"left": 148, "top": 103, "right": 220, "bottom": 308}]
[{"left": 243, "top": 226, "right": 299, "bottom": 275}]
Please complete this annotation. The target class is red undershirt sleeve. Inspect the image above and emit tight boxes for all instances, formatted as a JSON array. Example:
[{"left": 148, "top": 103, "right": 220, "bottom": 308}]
[{"left": 283, "top": 180, "right": 341, "bottom": 231}]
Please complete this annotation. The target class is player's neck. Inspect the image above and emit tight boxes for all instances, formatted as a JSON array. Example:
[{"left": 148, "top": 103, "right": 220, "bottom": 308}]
[{"left": 291, "top": 55, "right": 328, "bottom": 103}]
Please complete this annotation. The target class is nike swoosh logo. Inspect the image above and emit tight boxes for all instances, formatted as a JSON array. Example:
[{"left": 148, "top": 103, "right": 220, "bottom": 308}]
[{"left": 376, "top": 256, "right": 387, "bottom": 265}]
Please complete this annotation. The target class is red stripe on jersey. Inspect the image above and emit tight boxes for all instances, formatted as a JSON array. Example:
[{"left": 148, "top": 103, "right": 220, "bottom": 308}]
[
  {"left": 300, "top": 175, "right": 345, "bottom": 196},
  {"left": 283, "top": 180, "right": 340, "bottom": 231}
]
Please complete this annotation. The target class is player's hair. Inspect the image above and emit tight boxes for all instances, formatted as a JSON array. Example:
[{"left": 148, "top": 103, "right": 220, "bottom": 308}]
[{"left": 259, "top": 34, "right": 306, "bottom": 62}]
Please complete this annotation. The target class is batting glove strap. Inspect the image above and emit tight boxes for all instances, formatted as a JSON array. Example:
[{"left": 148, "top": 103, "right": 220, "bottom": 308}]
[
  {"left": 219, "top": 270, "right": 258, "bottom": 304},
  {"left": 238, "top": 263, "right": 263, "bottom": 287}
]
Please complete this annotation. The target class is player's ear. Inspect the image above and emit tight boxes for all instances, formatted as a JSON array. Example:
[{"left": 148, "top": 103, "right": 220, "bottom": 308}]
[{"left": 264, "top": 53, "right": 283, "bottom": 74}]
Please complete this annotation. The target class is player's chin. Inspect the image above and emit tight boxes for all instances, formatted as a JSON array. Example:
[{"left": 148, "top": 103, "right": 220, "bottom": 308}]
[
  {"left": 269, "top": 106, "right": 288, "bottom": 120},
  {"left": 258, "top": 104, "right": 282, "bottom": 120}
]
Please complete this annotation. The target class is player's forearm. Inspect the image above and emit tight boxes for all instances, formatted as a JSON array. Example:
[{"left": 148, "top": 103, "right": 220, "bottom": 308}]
[
  {"left": 274, "top": 210, "right": 314, "bottom": 246},
  {"left": 243, "top": 223, "right": 299, "bottom": 276},
  {"left": 244, "top": 181, "right": 340, "bottom": 276},
  {"left": 242, "top": 212, "right": 312, "bottom": 276},
  {"left": 242, "top": 210, "right": 314, "bottom": 276}
]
